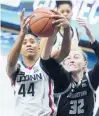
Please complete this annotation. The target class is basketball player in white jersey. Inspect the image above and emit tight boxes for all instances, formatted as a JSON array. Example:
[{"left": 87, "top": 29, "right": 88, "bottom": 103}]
[
  {"left": 40, "top": 0, "right": 80, "bottom": 54},
  {"left": 6, "top": 8, "right": 71, "bottom": 116},
  {"left": 52, "top": 0, "right": 80, "bottom": 51}
]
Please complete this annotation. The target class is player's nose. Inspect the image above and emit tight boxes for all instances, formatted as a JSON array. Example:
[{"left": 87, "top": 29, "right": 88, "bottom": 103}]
[
  {"left": 26, "top": 42, "right": 32, "bottom": 47},
  {"left": 63, "top": 12, "right": 68, "bottom": 17},
  {"left": 69, "top": 58, "right": 75, "bottom": 63}
]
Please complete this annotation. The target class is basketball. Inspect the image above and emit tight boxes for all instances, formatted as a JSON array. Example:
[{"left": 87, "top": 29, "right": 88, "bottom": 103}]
[{"left": 29, "top": 8, "right": 55, "bottom": 37}]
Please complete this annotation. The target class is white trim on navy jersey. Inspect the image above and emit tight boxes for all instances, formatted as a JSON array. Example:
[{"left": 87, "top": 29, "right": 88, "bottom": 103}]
[{"left": 86, "top": 72, "right": 96, "bottom": 94}]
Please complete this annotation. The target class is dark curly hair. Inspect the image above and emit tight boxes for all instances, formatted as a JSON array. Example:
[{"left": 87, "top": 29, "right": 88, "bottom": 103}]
[{"left": 56, "top": 0, "right": 73, "bottom": 8}]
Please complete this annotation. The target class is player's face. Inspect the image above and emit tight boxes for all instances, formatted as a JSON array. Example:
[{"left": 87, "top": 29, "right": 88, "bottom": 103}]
[
  {"left": 57, "top": 4, "right": 72, "bottom": 21},
  {"left": 21, "top": 34, "right": 39, "bottom": 58},
  {"left": 63, "top": 50, "right": 87, "bottom": 73}
]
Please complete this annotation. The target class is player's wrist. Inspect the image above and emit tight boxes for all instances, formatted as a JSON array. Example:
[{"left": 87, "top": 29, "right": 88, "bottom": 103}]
[
  {"left": 19, "top": 31, "right": 25, "bottom": 39},
  {"left": 19, "top": 30, "right": 25, "bottom": 36},
  {"left": 64, "top": 25, "right": 71, "bottom": 32},
  {"left": 64, "top": 23, "right": 70, "bottom": 29}
]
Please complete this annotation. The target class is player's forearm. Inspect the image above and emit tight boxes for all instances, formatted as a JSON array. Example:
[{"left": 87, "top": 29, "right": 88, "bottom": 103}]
[
  {"left": 39, "top": 37, "right": 48, "bottom": 54},
  {"left": 7, "top": 33, "right": 25, "bottom": 67},
  {"left": 88, "top": 33, "right": 95, "bottom": 44},
  {"left": 91, "top": 40, "right": 99, "bottom": 59},
  {"left": 56, "top": 27, "right": 71, "bottom": 62},
  {"left": 41, "top": 32, "right": 57, "bottom": 60}
]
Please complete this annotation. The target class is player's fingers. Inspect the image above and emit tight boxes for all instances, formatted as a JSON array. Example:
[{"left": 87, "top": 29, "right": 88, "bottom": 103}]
[
  {"left": 55, "top": 23, "right": 63, "bottom": 28},
  {"left": 52, "top": 19, "right": 64, "bottom": 25},
  {"left": 76, "top": 19, "right": 86, "bottom": 24},
  {"left": 77, "top": 21, "right": 85, "bottom": 24},
  {"left": 20, "top": 8, "right": 25, "bottom": 23},
  {"left": 76, "top": 20, "right": 85, "bottom": 24},
  {"left": 29, "top": 13, "right": 36, "bottom": 19},
  {"left": 24, "top": 17, "right": 31, "bottom": 25},
  {"left": 51, "top": 10, "right": 60, "bottom": 15},
  {"left": 76, "top": 18, "right": 85, "bottom": 22},
  {"left": 51, "top": 15, "right": 63, "bottom": 19},
  {"left": 77, "top": 22, "right": 86, "bottom": 27},
  {"left": 23, "top": 23, "right": 28, "bottom": 30}
]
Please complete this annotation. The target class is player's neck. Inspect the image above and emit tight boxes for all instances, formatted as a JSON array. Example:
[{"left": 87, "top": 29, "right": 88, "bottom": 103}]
[
  {"left": 22, "top": 56, "right": 38, "bottom": 67},
  {"left": 60, "top": 27, "right": 64, "bottom": 33},
  {"left": 72, "top": 71, "right": 84, "bottom": 83}
]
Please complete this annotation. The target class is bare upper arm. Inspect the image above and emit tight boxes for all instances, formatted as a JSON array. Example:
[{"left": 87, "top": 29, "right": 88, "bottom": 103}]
[{"left": 6, "top": 63, "right": 19, "bottom": 79}]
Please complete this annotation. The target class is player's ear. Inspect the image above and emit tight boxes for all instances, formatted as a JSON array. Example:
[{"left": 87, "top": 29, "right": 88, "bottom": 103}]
[
  {"left": 38, "top": 45, "right": 40, "bottom": 50},
  {"left": 70, "top": 11, "right": 73, "bottom": 18},
  {"left": 84, "top": 61, "right": 88, "bottom": 67},
  {"left": 83, "top": 61, "right": 88, "bottom": 72},
  {"left": 20, "top": 48, "right": 23, "bottom": 55}
]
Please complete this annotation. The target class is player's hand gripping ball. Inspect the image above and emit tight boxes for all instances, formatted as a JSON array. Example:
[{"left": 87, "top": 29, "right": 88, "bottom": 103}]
[{"left": 28, "top": 8, "right": 57, "bottom": 37}]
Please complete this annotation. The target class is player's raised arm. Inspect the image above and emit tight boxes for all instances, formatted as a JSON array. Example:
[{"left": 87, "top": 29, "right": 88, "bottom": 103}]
[
  {"left": 77, "top": 18, "right": 99, "bottom": 90},
  {"left": 6, "top": 8, "right": 30, "bottom": 78},
  {"left": 50, "top": 10, "right": 71, "bottom": 62},
  {"left": 40, "top": 13, "right": 71, "bottom": 93},
  {"left": 51, "top": 27, "right": 71, "bottom": 63},
  {"left": 41, "top": 28, "right": 59, "bottom": 60}
]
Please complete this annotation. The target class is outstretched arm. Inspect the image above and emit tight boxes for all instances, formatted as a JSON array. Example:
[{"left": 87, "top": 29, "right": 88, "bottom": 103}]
[
  {"left": 41, "top": 28, "right": 59, "bottom": 60},
  {"left": 51, "top": 27, "right": 71, "bottom": 62},
  {"left": 77, "top": 18, "right": 99, "bottom": 90},
  {"left": 40, "top": 13, "right": 71, "bottom": 93},
  {"left": 50, "top": 11, "right": 71, "bottom": 62},
  {"left": 6, "top": 8, "right": 30, "bottom": 78}
]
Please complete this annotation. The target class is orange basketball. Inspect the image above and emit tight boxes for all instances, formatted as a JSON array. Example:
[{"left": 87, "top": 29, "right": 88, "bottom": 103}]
[{"left": 29, "top": 8, "right": 55, "bottom": 37}]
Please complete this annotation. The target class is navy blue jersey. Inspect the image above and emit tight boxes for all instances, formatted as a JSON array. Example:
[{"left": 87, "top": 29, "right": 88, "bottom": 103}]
[
  {"left": 56, "top": 75, "right": 96, "bottom": 116},
  {"left": 40, "top": 40, "right": 99, "bottom": 116}
]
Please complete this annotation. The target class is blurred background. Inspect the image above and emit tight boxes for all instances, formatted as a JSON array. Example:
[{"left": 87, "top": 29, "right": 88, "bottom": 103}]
[{"left": 0, "top": 0, "right": 99, "bottom": 116}]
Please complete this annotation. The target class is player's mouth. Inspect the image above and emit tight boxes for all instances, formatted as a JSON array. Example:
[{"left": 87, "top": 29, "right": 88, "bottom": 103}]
[
  {"left": 26, "top": 48, "right": 34, "bottom": 52},
  {"left": 69, "top": 63, "right": 76, "bottom": 67}
]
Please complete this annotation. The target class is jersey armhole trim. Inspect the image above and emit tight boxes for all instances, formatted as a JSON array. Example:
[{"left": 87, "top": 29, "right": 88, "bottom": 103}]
[
  {"left": 11, "top": 64, "right": 20, "bottom": 85},
  {"left": 54, "top": 83, "right": 71, "bottom": 97},
  {"left": 75, "top": 28, "right": 79, "bottom": 41},
  {"left": 86, "top": 72, "right": 96, "bottom": 94}
]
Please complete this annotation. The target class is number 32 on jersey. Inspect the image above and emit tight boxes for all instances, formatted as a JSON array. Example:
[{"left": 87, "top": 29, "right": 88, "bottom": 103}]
[
  {"left": 18, "top": 83, "right": 34, "bottom": 97},
  {"left": 69, "top": 99, "right": 84, "bottom": 114}
]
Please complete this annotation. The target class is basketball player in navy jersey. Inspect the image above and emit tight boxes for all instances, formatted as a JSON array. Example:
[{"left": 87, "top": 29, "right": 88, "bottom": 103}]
[
  {"left": 40, "top": 18, "right": 99, "bottom": 116},
  {"left": 6, "top": 8, "right": 71, "bottom": 116}
]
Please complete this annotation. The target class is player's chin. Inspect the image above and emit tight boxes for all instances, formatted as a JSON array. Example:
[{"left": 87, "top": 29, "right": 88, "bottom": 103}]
[
  {"left": 27, "top": 53, "right": 36, "bottom": 58},
  {"left": 69, "top": 68, "right": 78, "bottom": 73},
  {"left": 71, "top": 68, "right": 82, "bottom": 73}
]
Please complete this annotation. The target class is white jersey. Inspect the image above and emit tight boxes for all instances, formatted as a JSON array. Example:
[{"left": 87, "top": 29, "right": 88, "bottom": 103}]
[
  {"left": 12, "top": 59, "right": 57, "bottom": 116},
  {"left": 52, "top": 26, "right": 79, "bottom": 52}
]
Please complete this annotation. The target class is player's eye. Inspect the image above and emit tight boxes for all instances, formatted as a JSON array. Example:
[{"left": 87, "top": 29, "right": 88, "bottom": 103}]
[
  {"left": 30, "top": 40, "right": 35, "bottom": 44},
  {"left": 74, "top": 55, "right": 80, "bottom": 59},
  {"left": 22, "top": 41, "right": 27, "bottom": 45},
  {"left": 66, "top": 10, "right": 70, "bottom": 13},
  {"left": 61, "top": 10, "right": 65, "bottom": 14},
  {"left": 66, "top": 57, "right": 71, "bottom": 60}
]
